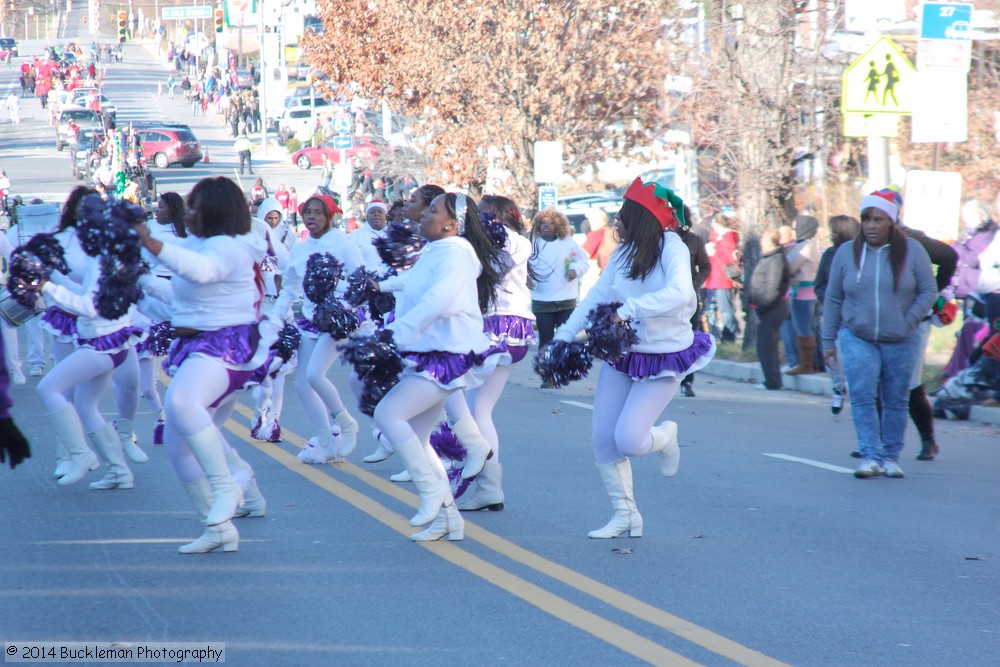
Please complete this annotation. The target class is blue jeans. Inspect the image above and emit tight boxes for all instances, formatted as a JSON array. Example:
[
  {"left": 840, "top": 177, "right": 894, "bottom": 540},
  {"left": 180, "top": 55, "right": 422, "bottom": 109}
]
[
  {"left": 790, "top": 298, "right": 815, "bottom": 336},
  {"left": 706, "top": 289, "right": 739, "bottom": 342},
  {"left": 839, "top": 327, "right": 923, "bottom": 463}
]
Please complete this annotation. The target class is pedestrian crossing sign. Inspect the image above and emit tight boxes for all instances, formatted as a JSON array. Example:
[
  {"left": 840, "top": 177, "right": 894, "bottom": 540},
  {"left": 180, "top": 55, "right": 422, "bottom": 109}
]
[{"left": 842, "top": 37, "right": 916, "bottom": 115}]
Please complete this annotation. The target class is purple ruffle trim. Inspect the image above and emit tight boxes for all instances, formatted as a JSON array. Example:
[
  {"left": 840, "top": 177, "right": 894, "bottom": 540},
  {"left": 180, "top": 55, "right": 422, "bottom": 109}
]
[
  {"left": 484, "top": 314, "right": 536, "bottom": 346},
  {"left": 403, "top": 342, "right": 509, "bottom": 386},
  {"left": 39, "top": 308, "right": 77, "bottom": 337},
  {"left": 77, "top": 326, "right": 144, "bottom": 352},
  {"left": 295, "top": 316, "right": 322, "bottom": 335},
  {"left": 163, "top": 323, "right": 261, "bottom": 377},
  {"left": 607, "top": 331, "right": 715, "bottom": 380}
]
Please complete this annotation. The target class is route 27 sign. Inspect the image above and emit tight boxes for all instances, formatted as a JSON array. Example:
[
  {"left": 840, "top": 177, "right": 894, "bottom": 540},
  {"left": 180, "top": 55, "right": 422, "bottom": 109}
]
[{"left": 841, "top": 37, "right": 916, "bottom": 115}]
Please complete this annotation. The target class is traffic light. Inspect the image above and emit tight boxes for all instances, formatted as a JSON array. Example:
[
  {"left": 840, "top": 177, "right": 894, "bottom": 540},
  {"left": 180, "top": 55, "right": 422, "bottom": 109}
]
[
  {"left": 117, "top": 11, "right": 127, "bottom": 43},
  {"left": 215, "top": 8, "right": 224, "bottom": 33}
]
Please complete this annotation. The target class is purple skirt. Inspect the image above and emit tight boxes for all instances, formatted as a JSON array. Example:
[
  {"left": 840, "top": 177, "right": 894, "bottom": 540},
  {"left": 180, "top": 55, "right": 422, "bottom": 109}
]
[
  {"left": 607, "top": 331, "right": 716, "bottom": 381},
  {"left": 402, "top": 342, "right": 510, "bottom": 389},
  {"left": 485, "top": 314, "right": 535, "bottom": 364},
  {"left": 296, "top": 316, "right": 322, "bottom": 337},
  {"left": 77, "top": 326, "right": 145, "bottom": 353},
  {"left": 163, "top": 323, "right": 262, "bottom": 377},
  {"left": 39, "top": 308, "right": 77, "bottom": 340}
]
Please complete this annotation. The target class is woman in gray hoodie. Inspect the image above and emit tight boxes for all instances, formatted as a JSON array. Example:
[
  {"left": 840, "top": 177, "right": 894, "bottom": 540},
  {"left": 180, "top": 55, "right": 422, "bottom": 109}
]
[{"left": 822, "top": 190, "right": 936, "bottom": 479}]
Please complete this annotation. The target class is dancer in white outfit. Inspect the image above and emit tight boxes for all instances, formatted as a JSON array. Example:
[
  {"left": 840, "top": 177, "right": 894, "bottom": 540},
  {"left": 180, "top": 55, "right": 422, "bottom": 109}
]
[
  {"left": 371, "top": 193, "right": 505, "bottom": 541},
  {"left": 133, "top": 177, "right": 272, "bottom": 554},
  {"left": 552, "top": 177, "right": 716, "bottom": 539},
  {"left": 270, "top": 194, "right": 363, "bottom": 463}
]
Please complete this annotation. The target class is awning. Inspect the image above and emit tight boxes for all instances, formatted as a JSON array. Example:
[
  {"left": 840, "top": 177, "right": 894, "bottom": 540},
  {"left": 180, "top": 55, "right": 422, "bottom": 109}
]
[{"left": 222, "top": 31, "right": 260, "bottom": 54}]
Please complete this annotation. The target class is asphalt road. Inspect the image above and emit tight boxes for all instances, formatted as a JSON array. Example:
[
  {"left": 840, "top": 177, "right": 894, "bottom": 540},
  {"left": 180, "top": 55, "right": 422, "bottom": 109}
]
[{"left": 1, "top": 29, "right": 999, "bottom": 667}]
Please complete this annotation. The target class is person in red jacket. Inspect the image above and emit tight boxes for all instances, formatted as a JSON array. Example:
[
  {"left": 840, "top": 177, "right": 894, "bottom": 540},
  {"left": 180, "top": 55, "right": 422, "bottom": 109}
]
[{"left": 704, "top": 213, "right": 742, "bottom": 342}]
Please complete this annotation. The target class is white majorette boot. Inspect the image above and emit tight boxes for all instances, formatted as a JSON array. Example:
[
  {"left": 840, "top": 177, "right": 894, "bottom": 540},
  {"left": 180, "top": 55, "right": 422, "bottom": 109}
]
[
  {"left": 298, "top": 425, "right": 342, "bottom": 464},
  {"left": 332, "top": 408, "right": 359, "bottom": 458},
  {"left": 115, "top": 418, "right": 148, "bottom": 463},
  {"left": 184, "top": 425, "right": 243, "bottom": 527},
  {"left": 457, "top": 460, "right": 504, "bottom": 511},
  {"left": 182, "top": 477, "right": 212, "bottom": 521},
  {"left": 177, "top": 521, "right": 239, "bottom": 554},
  {"left": 51, "top": 404, "right": 100, "bottom": 486},
  {"left": 389, "top": 469, "right": 411, "bottom": 482},
  {"left": 411, "top": 503, "right": 464, "bottom": 541},
  {"left": 588, "top": 459, "right": 643, "bottom": 539},
  {"left": 53, "top": 440, "right": 71, "bottom": 478},
  {"left": 88, "top": 422, "right": 135, "bottom": 490},
  {"left": 450, "top": 415, "right": 493, "bottom": 480},
  {"left": 393, "top": 435, "right": 453, "bottom": 526},
  {"left": 647, "top": 420, "right": 680, "bottom": 477},
  {"left": 362, "top": 426, "right": 394, "bottom": 463},
  {"left": 225, "top": 448, "right": 266, "bottom": 518}
]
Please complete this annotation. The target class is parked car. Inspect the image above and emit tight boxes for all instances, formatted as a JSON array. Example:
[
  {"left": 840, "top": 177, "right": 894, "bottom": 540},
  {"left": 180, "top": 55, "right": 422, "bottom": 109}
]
[
  {"left": 134, "top": 124, "right": 203, "bottom": 168},
  {"left": 234, "top": 69, "right": 254, "bottom": 88},
  {"left": 277, "top": 107, "right": 319, "bottom": 145},
  {"left": 55, "top": 107, "right": 102, "bottom": 152},
  {"left": 0, "top": 37, "right": 17, "bottom": 57},
  {"left": 70, "top": 128, "right": 106, "bottom": 180},
  {"left": 291, "top": 135, "right": 386, "bottom": 170}
]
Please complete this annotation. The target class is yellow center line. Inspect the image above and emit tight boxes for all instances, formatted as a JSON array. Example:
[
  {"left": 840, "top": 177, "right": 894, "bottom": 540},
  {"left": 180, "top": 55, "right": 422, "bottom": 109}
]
[{"left": 224, "top": 401, "right": 790, "bottom": 667}]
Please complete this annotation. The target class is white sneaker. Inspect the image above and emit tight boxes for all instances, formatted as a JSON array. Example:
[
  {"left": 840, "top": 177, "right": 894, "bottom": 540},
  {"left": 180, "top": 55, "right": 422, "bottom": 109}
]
[
  {"left": 29, "top": 365, "right": 45, "bottom": 376},
  {"left": 9, "top": 368, "right": 26, "bottom": 385},
  {"left": 854, "top": 460, "right": 884, "bottom": 479},
  {"left": 883, "top": 461, "right": 905, "bottom": 478},
  {"left": 831, "top": 389, "right": 845, "bottom": 415}
]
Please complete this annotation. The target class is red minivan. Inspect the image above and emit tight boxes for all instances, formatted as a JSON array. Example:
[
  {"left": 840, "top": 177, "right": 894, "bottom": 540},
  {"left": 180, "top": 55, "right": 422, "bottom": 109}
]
[{"left": 136, "top": 125, "right": 203, "bottom": 168}]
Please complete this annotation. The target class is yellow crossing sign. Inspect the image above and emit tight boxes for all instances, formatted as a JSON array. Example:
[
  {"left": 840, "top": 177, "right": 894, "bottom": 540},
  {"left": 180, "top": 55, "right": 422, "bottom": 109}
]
[{"left": 842, "top": 37, "right": 916, "bottom": 115}]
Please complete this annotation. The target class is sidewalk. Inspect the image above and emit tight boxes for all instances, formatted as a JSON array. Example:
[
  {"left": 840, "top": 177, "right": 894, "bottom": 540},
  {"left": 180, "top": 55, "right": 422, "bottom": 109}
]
[{"left": 700, "top": 358, "right": 1000, "bottom": 427}]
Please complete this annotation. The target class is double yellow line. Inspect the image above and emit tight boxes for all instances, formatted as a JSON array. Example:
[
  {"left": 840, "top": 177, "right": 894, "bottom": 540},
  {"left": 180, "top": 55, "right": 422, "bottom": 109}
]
[{"left": 222, "top": 401, "right": 790, "bottom": 667}]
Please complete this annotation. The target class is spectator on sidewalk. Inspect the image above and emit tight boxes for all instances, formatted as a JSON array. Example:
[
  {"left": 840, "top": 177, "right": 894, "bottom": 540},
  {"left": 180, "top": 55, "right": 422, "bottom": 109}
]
[
  {"left": 749, "top": 228, "right": 791, "bottom": 390},
  {"left": 704, "top": 213, "right": 741, "bottom": 343}
]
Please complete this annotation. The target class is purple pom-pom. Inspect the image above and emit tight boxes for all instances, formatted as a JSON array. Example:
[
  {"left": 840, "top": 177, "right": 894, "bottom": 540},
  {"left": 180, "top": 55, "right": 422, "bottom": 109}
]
[
  {"left": 343, "top": 266, "right": 381, "bottom": 307},
  {"left": 533, "top": 340, "right": 594, "bottom": 388},
  {"left": 146, "top": 321, "right": 177, "bottom": 357},
  {"left": 302, "top": 253, "right": 343, "bottom": 304},
  {"left": 374, "top": 220, "right": 425, "bottom": 270},
  {"left": 6, "top": 249, "right": 51, "bottom": 308},
  {"left": 272, "top": 321, "right": 301, "bottom": 363},
  {"left": 95, "top": 255, "right": 148, "bottom": 320},
  {"left": 586, "top": 302, "right": 639, "bottom": 363},
  {"left": 312, "top": 298, "right": 360, "bottom": 339},
  {"left": 76, "top": 194, "right": 111, "bottom": 257},
  {"left": 338, "top": 328, "right": 403, "bottom": 416},
  {"left": 24, "top": 233, "right": 69, "bottom": 275},
  {"left": 429, "top": 422, "right": 466, "bottom": 461},
  {"left": 480, "top": 211, "right": 509, "bottom": 251}
]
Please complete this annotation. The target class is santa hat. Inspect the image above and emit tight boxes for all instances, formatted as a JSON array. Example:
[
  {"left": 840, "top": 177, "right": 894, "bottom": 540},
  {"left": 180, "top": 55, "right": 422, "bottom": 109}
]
[
  {"left": 299, "top": 194, "right": 342, "bottom": 219},
  {"left": 860, "top": 189, "right": 899, "bottom": 222},
  {"left": 366, "top": 199, "right": 388, "bottom": 214},
  {"left": 622, "top": 177, "right": 687, "bottom": 231}
]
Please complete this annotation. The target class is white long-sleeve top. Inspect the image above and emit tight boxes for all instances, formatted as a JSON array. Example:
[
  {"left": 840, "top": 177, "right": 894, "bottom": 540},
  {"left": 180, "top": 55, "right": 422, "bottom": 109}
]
[
  {"left": 378, "top": 235, "right": 491, "bottom": 353},
  {"left": 489, "top": 232, "right": 534, "bottom": 319},
  {"left": 528, "top": 235, "right": 590, "bottom": 302},
  {"left": 146, "top": 222, "right": 186, "bottom": 279},
  {"left": 45, "top": 226, "right": 90, "bottom": 288},
  {"left": 151, "top": 231, "right": 267, "bottom": 330},
  {"left": 272, "top": 228, "right": 365, "bottom": 324},
  {"left": 978, "top": 233, "right": 1000, "bottom": 295},
  {"left": 554, "top": 232, "right": 697, "bottom": 354},
  {"left": 41, "top": 256, "right": 132, "bottom": 339},
  {"left": 349, "top": 223, "right": 388, "bottom": 273}
]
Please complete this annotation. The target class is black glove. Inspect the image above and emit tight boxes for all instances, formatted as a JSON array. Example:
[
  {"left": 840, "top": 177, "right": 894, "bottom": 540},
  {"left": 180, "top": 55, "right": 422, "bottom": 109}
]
[{"left": 0, "top": 417, "right": 32, "bottom": 469}]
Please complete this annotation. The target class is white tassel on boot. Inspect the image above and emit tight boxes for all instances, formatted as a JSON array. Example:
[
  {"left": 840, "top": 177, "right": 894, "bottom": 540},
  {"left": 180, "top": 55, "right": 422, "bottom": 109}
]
[
  {"left": 332, "top": 408, "right": 359, "bottom": 458},
  {"left": 450, "top": 415, "right": 493, "bottom": 480},
  {"left": 51, "top": 404, "right": 100, "bottom": 486},
  {"left": 648, "top": 421, "right": 680, "bottom": 477},
  {"left": 224, "top": 448, "right": 266, "bottom": 518},
  {"left": 393, "top": 436, "right": 452, "bottom": 526},
  {"left": 116, "top": 418, "right": 148, "bottom": 463},
  {"left": 588, "top": 459, "right": 643, "bottom": 539},
  {"left": 185, "top": 425, "right": 243, "bottom": 527},
  {"left": 457, "top": 460, "right": 504, "bottom": 511},
  {"left": 88, "top": 423, "right": 134, "bottom": 490}
]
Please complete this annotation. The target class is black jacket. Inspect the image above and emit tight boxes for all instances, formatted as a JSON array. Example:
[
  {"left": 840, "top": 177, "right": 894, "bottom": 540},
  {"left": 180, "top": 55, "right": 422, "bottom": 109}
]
[
  {"left": 900, "top": 225, "right": 958, "bottom": 292},
  {"left": 748, "top": 248, "right": 790, "bottom": 314}
]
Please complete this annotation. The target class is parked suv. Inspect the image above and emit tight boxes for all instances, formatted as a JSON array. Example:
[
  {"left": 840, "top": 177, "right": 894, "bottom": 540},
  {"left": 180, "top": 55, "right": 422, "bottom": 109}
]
[
  {"left": 55, "top": 107, "right": 102, "bottom": 151},
  {"left": 134, "top": 124, "right": 203, "bottom": 168},
  {"left": 0, "top": 37, "right": 17, "bottom": 57}
]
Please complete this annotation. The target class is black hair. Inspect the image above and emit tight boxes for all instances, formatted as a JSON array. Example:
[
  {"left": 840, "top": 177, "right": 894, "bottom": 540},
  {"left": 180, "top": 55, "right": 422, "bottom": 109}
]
[
  {"left": 187, "top": 177, "right": 251, "bottom": 238},
  {"left": 158, "top": 192, "right": 188, "bottom": 238},
  {"left": 414, "top": 184, "right": 445, "bottom": 208},
  {"left": 853, "top": 209, "right": 908, "bottom": 290},
  {"left": 479, "top": 194, "right": 527, "bottom": 236},
  {"left": 443, "top": 193, "right": 505, "bottom": 313},
  {"left": 614, "top": 199, "right": 667, "bottom": 280},
  {"left": 388, "top": 199, "right": 406, "bottom": 220},
  {"left": 59, "top": 186, "right": 97, "bottom": 230}
]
